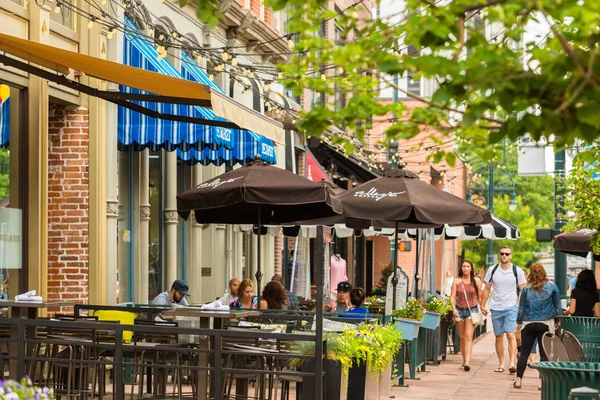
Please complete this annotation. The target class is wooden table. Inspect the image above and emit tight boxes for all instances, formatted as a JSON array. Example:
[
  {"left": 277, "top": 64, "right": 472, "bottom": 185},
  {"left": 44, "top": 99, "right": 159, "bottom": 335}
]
[
  {"left": 0, "top": 300, "right": 75, "bottom": 379},
  {"left": 162, "top": 308, "right": 257, "bottom": 400}
]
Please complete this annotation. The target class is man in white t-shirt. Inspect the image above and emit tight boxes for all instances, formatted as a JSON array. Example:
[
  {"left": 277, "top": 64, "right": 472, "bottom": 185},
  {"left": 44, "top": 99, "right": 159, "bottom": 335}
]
[{"left": 481, "top": 245, "right": 526, "bottom": 374}]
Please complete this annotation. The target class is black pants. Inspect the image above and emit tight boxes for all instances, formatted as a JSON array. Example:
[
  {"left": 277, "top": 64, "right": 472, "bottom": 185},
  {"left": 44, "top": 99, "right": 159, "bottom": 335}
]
[{"left": 517, "top": 322, "right": 549, "bottom": 378}]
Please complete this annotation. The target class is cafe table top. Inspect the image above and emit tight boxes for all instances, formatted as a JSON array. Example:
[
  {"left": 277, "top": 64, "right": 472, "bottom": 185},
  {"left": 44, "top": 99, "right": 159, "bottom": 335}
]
[
  {"left": 162, "top": 308, "right": 260, "bottom": 319},
  {"left": 0, "top": 300, "right": 75, "bottom": 308}
]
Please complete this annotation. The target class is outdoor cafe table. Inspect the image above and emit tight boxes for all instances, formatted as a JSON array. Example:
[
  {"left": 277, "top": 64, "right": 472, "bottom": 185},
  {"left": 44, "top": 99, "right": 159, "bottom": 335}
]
[
  {"left": 162, "top": 308, "right": 259, "bottom": 400},
  {"left": 0, "top": 300, "right": 75, "bottom": 379}
]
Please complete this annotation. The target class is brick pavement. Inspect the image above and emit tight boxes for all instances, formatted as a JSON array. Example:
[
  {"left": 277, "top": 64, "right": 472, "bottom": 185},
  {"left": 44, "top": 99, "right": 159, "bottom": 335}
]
[{"left": 390, "top": 331, "right": 541, "bottom": 400}]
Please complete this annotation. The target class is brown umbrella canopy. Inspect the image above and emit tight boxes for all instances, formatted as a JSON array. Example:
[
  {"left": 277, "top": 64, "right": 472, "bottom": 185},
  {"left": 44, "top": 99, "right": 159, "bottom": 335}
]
[
  {"left": 554, "top": 230, "right": 600, "bottom": 261},
  {"left": 176, "top": 160, "right": 343, "bottom": 224},
  {"left": 336, "top": 168, "right": 492, "bottom": 226}
]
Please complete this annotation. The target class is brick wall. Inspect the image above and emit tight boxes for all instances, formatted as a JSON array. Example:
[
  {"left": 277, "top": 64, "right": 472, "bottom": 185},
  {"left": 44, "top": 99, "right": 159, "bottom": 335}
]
[
  {"left": 250, "top": 0, "right": 261, "bottom": 18},
  {"left": 264, "top": 7, "right": 272, "bottom": 25},
  {"left": 47, "top": 104, "right": 90, "bottom": 311}
]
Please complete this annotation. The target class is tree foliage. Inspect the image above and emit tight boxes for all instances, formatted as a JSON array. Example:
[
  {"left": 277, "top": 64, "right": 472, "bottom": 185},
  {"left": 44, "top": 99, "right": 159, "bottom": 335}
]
[
  {"left": 562, "top": 142, "right": 600, "bottom": 255},
  {"left": 263, "top": 0, "right": 600, "bottom": 162},
  {"left": 461, "top": 194, "right": 545, "bottom": 270}
]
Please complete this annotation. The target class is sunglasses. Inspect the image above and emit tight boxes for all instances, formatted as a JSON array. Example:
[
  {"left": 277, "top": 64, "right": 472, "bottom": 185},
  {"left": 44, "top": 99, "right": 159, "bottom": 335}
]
[{"left": 499, "top": 252, "right": 511, "bottom": 256}]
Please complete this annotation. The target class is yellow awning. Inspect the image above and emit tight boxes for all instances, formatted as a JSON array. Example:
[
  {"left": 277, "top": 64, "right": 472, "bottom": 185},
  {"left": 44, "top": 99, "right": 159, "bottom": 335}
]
[{"left": 0, "top": 33, "right": 284, "bottom": 144}]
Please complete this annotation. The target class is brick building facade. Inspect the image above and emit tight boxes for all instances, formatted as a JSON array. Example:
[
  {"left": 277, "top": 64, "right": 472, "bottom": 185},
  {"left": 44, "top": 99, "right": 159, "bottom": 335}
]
[{"left": 47, "top": 104, "right": 90, "bottom": 309}]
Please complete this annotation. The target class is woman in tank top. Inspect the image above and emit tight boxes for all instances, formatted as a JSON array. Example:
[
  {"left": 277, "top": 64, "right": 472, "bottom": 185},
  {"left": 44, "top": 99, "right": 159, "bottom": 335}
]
[{"left": 450, "top": 259, "right": 482, "bottom": 372}]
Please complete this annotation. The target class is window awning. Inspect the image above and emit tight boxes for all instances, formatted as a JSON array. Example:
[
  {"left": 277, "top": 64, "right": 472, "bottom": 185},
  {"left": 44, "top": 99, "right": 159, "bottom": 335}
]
[
  {"left": 0, "top": 32, "right": 284, "bottom": 145},
  {"left": 118, "top": 24, "right": 237, "bottom": 151},
  {"left": 177, "top": 130, "right": 277, "bottom": 166}
]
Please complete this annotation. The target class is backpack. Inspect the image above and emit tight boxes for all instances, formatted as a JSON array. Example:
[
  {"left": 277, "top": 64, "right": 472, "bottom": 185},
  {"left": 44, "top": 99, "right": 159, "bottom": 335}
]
[{"left": 489, "top": 264, "right": 521, "bottom": 296}]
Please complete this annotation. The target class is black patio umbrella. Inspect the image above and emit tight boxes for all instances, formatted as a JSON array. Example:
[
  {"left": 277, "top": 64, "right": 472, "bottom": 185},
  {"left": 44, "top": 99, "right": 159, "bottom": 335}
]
[
  {"left": 176, "top": 159, "right": 343, "bottom": 299},
  {"left": 554, "top": 230, "right": 600, "bottom": 261},
  {"left": 336, "top": 166, "right": 492, "bottom": 307}
]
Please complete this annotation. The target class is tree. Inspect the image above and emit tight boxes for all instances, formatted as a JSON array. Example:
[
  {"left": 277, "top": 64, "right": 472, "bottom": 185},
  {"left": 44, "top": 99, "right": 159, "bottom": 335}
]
[
  {"left": 562, "top": 142, "right": 600, "bottom": 255},
  {"left": 185, "top": 0, "right": 600, "bottom": 164},
  {"left": 461, "top": 194, "right": 545, "bottom": 270}
]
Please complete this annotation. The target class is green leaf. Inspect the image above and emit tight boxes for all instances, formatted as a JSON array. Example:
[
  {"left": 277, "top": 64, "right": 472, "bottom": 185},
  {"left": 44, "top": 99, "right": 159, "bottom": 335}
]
[{"left": 576, "top": 105, "right": 600, "bottom": 129}]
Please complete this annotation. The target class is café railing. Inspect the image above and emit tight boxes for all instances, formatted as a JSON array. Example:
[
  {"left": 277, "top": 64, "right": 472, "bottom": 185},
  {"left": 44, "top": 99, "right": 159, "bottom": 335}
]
[{"left": 0, "top": 317, "right": 322, "bottom": 400}]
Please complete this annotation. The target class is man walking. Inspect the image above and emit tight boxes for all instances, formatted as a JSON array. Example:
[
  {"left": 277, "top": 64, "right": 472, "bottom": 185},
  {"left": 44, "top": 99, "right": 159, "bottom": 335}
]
[{"left": 481, "top": 245, "right": 526, "bottom": 374}]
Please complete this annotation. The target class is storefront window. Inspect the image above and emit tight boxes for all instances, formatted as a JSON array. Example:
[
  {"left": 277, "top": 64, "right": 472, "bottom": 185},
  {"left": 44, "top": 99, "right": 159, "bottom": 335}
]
[
  {"left": 148, "top": 151, "right": 163, "bottom": 301},
  {"left": 50, "top": 0, "right": 74, "bottom": 30},
  {"left": 117, "top": 148, "right": 134, "bottom": 303}
]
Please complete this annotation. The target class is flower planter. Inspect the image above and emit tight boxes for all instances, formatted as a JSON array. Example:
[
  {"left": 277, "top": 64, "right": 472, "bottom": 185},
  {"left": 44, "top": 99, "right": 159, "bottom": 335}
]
[
  {"left": 421, "top": 311, "right": 441, "bottom": 330},
  {"left": 346, "top": 361, "right": 392, "bottom": 400},
  {"left": 300, "top": 359, "right": 342, "bottom": 400},
  {"left": 394, "top": 318, "right": 421, "bottom": 341}
]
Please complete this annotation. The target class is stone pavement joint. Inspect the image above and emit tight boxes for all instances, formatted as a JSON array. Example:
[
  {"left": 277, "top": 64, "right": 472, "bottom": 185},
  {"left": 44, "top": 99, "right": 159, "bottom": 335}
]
[{"left": 389, "top": 330, "right": 541, "bottom": 400}]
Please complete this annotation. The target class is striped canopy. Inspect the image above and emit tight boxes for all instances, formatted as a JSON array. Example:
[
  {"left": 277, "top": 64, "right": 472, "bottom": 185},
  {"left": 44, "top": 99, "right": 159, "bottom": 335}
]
[
  {"left": 117, "top": 20, "right": 276, "bottom": 165},
  {"left": 0, "top": 86, "right": 9, "bottom": 148}
]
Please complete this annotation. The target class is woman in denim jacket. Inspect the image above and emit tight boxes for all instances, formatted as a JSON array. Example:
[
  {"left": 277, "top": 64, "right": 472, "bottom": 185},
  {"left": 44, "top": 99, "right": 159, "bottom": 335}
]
[{"left": 514, "top": 263, "right": 562, "bottom": 389}]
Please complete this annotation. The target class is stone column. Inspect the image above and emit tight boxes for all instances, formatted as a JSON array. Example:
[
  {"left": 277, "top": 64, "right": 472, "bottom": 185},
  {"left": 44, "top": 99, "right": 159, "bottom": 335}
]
[
  {"left": 214, "top": 223, "right": 227, "bottom": 300},
  {"left": 105, "top": 200, "right": 119, "bottom": 305},
  {"left": 137, "top": 150, "right": 150, "bottom": 303},
  {"left": 164, "top": 151, "right": 178, "bottom": 286},
  {"left": 187, "top": 164, "right": 203, "bottom": 303}
]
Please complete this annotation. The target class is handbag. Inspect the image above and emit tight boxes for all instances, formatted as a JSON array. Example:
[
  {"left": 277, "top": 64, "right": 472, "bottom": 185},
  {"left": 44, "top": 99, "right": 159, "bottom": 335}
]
[{"left": 462, "top": 282, "right": 485, "bottom": 326}]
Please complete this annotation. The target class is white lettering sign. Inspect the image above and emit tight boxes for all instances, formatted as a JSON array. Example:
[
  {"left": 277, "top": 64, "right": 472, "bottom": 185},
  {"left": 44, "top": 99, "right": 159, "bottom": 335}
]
[
  {"left": 0, "top": 208, "right": 22, "bottom": 270},
  {"left": 261, "top": 143, "right": 274, "bottom": 158},
  {"left": 197, "top": 176, "right": 243, "bottom": 189},
  {"left": 215, "top": 127, "right": 232, "bottom": 142},
  {"left": 354, "top": 187, "right": 406, "bottom": 201}
]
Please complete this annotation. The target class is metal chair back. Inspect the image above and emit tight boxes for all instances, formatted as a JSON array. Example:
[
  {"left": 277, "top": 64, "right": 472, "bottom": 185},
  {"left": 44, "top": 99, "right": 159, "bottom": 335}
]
[
  {"left": 541, "top": 332, "right": 570, "bottom": 361},
  {"left": 562, "top": 331, "right": 587, "bottom": 362}
]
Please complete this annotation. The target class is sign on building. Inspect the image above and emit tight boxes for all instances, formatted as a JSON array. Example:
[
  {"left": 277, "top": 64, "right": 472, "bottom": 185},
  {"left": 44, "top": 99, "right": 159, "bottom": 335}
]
[
  {"left": 385, "top": 266, "right": 409, "bottom": 315},
  {"left": 0, "top": 208, "right": 22, "bottom": 269}
]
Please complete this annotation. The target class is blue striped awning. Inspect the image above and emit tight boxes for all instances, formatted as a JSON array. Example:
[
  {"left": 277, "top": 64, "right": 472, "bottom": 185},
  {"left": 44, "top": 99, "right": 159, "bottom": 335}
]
[
  {"left": 118, "top": 20, "right": 276, "bottom": 165},
  {"left": 0, "top": 85, "right": 9, "bottom": 148},
  {"left": 177, "top": 53, "right": 276, "bottom": 165}
]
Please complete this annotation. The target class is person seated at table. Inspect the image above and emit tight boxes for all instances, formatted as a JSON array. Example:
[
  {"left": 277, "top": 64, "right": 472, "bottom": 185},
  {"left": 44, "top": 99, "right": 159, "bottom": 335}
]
[
  {"left": 230, "top": 279, "right": 258, "bottom": 309},
  {"left": 219, "top": 278, "right": 240, "bottom": 306},
  {"left": 565, "top": 269, "right": 600, "bottom": 317},
  {"left": 340, "top": 288, "right": 369, "bottom": 318},
  {"left": 260, "top": 281, "right": 288, "bottom": 310},
  {"left": 271, "top": 274, "right": 299, "bottom": 310},
  {"left": 325, "top": 281, "right": 352, "bottom": 312},
  {"left": 152, "top": 279, "right": 190, "bottom": 307}
]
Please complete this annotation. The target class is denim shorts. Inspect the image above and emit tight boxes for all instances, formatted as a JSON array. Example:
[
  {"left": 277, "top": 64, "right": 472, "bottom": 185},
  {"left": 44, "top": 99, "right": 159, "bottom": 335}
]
[
  {"left": 491, "top": 305, "right": 518, "bottom": 335},
  {"left": 455, "top": 305, "right": 479, "bottom": 321}
]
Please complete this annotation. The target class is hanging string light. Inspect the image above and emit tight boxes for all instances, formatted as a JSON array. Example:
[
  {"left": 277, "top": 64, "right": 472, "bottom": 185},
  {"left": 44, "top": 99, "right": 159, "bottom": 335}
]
[
  {"left": 87, "top": 16, "right": 96, "bottom": 29},
  {"left": 221, "top": 49, "right": 230, "bottom": 61},
  {"left": 263, "top": 81, "right": 271, "bottom": 92},
  {"left": 54, "top": 1, "right": 62, "bottom": 13},
  {"left": 231, "top": 54, "right": 238, "bottom": 66}
]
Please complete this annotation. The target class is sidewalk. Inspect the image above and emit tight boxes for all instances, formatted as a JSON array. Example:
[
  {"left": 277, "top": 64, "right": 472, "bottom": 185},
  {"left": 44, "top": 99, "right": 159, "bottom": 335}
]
[{"left": 390, "top": 332, "right": 541, "bottom": 400}]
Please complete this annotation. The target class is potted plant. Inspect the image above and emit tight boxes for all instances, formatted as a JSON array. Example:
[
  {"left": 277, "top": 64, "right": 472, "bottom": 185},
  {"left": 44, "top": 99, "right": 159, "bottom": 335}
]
[
  {"left": 288, "top": 323, "right": 403, "bottom": 400},
  {"left": 391, "top": 297, "right": 423, "bottom": 341},
  {"left": 421, "top": 296, "right": 445, "bottom": 330}
]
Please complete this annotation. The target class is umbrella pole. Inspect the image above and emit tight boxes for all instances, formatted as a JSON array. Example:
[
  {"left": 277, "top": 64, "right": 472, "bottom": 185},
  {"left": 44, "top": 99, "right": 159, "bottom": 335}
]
[
  {"left": 256, "top": 208, "right": 263, "bottom": 306},
  {"left": 413, "top": 230, "right": 421, "bottom": 299},
  {"left": 392, "top": 221, "right": 399, "bottom": 310}
]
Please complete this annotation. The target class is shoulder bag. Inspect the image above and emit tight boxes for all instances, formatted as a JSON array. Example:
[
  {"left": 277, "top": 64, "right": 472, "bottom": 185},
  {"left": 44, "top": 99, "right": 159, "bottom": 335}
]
[{"left": 462, "top": 281, "right": 485, "bottom": 326}]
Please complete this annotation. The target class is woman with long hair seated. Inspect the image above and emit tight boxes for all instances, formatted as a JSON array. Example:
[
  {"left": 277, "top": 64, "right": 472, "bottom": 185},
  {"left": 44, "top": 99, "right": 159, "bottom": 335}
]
[
  {"left": 230, "top": 279, "right": 258, "bottom": 309},
  {"left": 514, "top": 263, "right": 562, "bottom": 389},
  {"left": 565, "top": 269, "right": 600, "bottom": 317},
  {"left": 260, "top": 281, "right": 288, "bottom": 310}
]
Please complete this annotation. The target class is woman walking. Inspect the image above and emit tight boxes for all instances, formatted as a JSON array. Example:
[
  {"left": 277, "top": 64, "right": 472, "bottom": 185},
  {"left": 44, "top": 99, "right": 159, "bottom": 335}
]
[
  {"left": 450, "top": 260, "right": 482, "bottom": 372},
  {"left": 514, "top": 263, "right": 562, "bottom": 389}
]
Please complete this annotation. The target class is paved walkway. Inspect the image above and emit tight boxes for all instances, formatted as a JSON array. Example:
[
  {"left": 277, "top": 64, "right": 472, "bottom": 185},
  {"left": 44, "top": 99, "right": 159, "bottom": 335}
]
[{"left": 390, "top": 332, "right": 541, "bottom": 400}]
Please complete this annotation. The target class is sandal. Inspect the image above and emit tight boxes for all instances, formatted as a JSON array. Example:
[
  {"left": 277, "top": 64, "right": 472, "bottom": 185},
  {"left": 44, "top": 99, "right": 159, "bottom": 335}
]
[
  {"left": 494, "top": 367, "right": 505, "bottom": 373},
  {"left": 464, "top": 365, "right": 471, "bottom": 372},
  {"left": 509, "top": 366, "right": 517, "bottom": 374},
  {"left": 513, "top": 381, "right": 522, "bottom": 389}
]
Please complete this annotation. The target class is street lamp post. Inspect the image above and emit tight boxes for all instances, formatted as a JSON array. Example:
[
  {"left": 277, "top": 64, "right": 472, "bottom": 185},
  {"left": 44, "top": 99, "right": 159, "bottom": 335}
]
[{"left": 467, "top": 163, "right": 518, "bottom": 267}]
